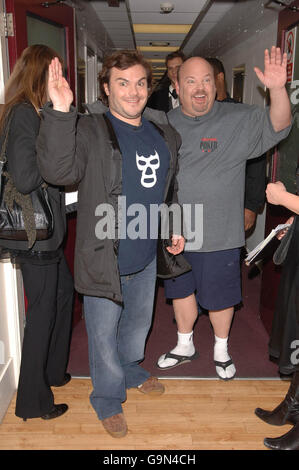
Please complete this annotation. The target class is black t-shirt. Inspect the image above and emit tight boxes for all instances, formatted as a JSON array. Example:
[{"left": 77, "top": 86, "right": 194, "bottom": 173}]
[{"left": 106, "top": 111, "right": 170, "bottom": 275}]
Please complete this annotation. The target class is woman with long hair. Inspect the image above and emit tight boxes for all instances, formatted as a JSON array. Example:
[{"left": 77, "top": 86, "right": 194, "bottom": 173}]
[{"left": 0, "top": 45, "right": 74, "bottom": 421}]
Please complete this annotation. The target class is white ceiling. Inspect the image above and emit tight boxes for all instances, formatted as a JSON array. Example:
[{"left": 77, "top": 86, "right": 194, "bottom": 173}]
[{"left": 79, "top": 0, "right": 283, "bottom": 80}]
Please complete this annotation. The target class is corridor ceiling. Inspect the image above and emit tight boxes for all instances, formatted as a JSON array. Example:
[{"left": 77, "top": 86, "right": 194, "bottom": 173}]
[{"left": 81, "top": 0, "right": 284, "bottom": 81}]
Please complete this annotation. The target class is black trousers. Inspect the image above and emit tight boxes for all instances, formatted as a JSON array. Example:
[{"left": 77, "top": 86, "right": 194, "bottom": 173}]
[
  {"left": 269, "top": 216, "right": 299, "bottom": 375},
  {"left": 15, "top": 255, "right": 74, "bottom": 419}
]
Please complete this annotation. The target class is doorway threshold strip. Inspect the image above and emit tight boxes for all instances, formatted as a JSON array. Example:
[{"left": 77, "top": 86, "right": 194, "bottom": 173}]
[
  {"left": 158, "top": 376, "right": 282, "bottom": 381},
  {"left": 70, "top": 375, "right": 282, "bottom": 381}
]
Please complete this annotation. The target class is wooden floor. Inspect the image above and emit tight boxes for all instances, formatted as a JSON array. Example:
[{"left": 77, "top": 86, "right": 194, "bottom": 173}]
[{"left": 0, "top": 378, "right": 292, "bottom": 450}]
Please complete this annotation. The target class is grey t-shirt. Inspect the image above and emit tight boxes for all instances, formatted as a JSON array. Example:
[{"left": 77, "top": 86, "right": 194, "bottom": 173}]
[{"left": 168, "top": 100, "right": 291, "bottom": 252}]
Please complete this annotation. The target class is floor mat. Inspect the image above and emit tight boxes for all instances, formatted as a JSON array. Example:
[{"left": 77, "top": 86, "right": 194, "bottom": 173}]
[{"left": 67, "top": 266, "right": 279, "bottom": 379}]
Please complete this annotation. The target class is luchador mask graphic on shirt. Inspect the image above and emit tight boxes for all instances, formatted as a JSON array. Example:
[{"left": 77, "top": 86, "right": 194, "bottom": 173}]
[{"left": 136, "top": 150, "right": 160, "bottom": 188}]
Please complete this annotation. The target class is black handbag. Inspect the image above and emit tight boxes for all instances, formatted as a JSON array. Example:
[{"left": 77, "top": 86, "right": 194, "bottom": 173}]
[
  {"left": 0, "top": 111, "right": 54, "bottom": 248},
  {"left": 156, "top": 171, "right": 192, "bottom": 279},
  {"left": 157, "top": 237, "right": 192, "bottom": 279}
]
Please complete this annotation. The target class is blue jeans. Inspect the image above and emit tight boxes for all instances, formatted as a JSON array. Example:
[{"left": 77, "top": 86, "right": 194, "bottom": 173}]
[{"left": 83, "top": 257, "right": 157, "bottom": 420}]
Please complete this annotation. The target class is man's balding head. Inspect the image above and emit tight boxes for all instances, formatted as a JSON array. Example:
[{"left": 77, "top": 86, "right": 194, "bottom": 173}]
[{"left": 176, "top": 57, "right": 216, "bottom": 117}]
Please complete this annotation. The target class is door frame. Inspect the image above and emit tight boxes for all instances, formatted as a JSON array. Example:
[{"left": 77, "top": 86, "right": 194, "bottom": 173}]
[
  {"left": 260, "top": 1, "right": 299, "bottom": 334},
  {"left": 0, "top": 0, "right": 76, "bottom": 422},
  {"left": 5, "top": 0, "right": 76, "bottom": 101},
  {"left": 0, "top": 0, "right": 23, "bottom": 424}
]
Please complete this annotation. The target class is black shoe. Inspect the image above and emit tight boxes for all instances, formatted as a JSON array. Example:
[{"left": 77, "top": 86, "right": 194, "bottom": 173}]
[
  {"left": 255, "top": 371, "right": 299, "bottom": 426},
  {"left": 255, "top": 402, "right": 299, "bottom": 426},
  {"left": 264, "top": 422, "right": 299, "bottom": 450},
  {"left": 41, "top": 403, "right": 68, "bottom": 420},
  {"left": 52, "top": 373, "right": 71, "bottom": 387}
]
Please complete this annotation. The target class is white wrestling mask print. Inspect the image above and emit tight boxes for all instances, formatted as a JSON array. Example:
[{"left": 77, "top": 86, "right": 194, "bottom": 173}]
[{"left": 136, "top": 150, "right": 160, "bottom": 188}]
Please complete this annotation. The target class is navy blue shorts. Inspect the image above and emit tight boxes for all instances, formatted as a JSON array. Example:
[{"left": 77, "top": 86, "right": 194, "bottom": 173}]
[{"left": 164, "top": 249, "right": 242, "bottom": 311}]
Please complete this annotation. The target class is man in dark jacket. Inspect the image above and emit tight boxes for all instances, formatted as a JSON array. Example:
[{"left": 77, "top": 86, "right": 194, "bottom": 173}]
[
  {"left": 147, "top": 51, "right": 186, "bottom": 112},
  {"left": 36, "top": 51, "right": 184, "bottom": 438}
]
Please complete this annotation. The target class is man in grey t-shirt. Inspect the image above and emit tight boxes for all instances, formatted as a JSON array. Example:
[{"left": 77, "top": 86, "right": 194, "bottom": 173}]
[{"left": 157, "top": 47, "right": 291, "bottom": 380}]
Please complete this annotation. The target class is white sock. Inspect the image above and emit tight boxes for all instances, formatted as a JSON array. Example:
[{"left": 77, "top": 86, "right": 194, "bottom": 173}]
[
  {"left": 214, "top": 335, "right": 236, "bottom": 379},
  {"left": 214, "top": 336, "right": 230, "bottom": 361},
  {"left": 157, "top": 331, "right": 195, "bottom": 368}
]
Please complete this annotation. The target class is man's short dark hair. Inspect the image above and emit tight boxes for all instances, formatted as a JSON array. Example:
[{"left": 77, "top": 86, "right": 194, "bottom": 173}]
[
  {"left": 205, "top": 57, "right": 225, "bottom": 77},
  {"left": 165, "top": 51, "right": 186, "bottom": 67},
  {"left": 99, "top": 50, "right": 152, "bottom": 105}
]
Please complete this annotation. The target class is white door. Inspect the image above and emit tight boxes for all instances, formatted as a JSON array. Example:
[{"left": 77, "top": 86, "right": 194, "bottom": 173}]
[
  {"left": 0, "top": 0, "right": 25, "bottom": 423},
  {"left": 0, "top": 262, "right": 24, "bottom": 423}
]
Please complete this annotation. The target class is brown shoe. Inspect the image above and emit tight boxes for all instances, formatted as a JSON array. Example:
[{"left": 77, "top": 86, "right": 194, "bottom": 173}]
[
  {"left": 137, "top": 376, "right": 165, "bottom": 396},
  {"left": 102, "top": 413, "right": 128, "bottom": 438}
]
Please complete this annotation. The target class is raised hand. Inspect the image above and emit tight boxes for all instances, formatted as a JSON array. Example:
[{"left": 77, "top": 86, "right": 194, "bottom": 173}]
[
  {"left": 254, "top": 46, "right": 287, "bottom": 90},
  {"left": 48, "top": 57, "right": 73, "bottom": 112}
]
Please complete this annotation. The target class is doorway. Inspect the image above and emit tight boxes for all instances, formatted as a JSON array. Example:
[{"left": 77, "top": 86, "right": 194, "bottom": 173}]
[
  {"left": 232, "top": 65, "right": 245, "bottom": 103},
  {"left": 0, "top": 0, "right": 76, "bottom": 422}
]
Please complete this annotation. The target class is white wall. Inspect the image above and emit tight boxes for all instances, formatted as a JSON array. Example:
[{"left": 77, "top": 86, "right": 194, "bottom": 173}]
[
  {"left": 219, "top": 19, "right": 278, "bottom": 251},
  {"left": 221, "top": 20, "right": 278, "bottom": 107}
]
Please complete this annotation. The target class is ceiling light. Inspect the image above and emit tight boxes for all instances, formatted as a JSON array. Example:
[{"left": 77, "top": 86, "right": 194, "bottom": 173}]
[
  {"left": 133, "top": 24, "right": 191, "bottom": 34},
  {"left": 160, "top": 2, "right": 174, "bottom": 13},
  {"left": 149, "top": 41, "right": 170, "bottom": 47},
  {"left": 138, "top": 46, "right": 178, "bottom": 52}
]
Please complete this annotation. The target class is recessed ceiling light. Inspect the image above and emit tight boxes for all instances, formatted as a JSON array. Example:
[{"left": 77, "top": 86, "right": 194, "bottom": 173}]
[
  {"left": 138, "top": 46, "right": 178, "bottom": 52},
  {"left": 133, "top": 24, "right": 191, "bottom": 34},
  {"left": 149, "top": 41, "right": 170, "bottom": 47}
]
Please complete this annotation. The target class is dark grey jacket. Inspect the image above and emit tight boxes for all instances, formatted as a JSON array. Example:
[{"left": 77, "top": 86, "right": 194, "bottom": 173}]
[
  {"left": 37, "top": 102, "right": 181, "bottom": 302},
  {"left": 0, "top": 102, "right": 66, "bottom": 254}
]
